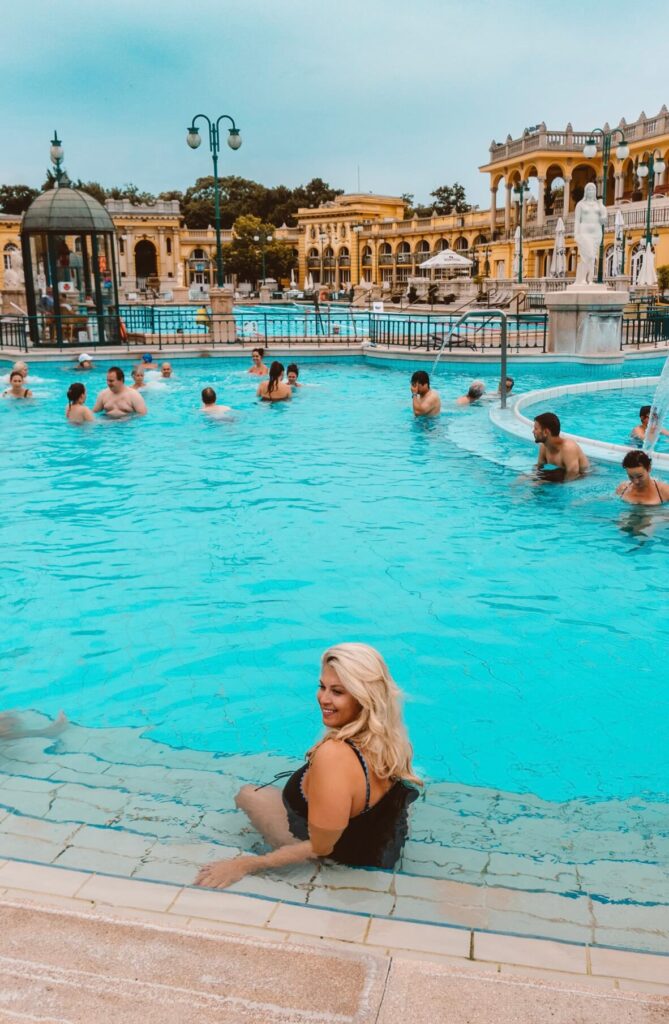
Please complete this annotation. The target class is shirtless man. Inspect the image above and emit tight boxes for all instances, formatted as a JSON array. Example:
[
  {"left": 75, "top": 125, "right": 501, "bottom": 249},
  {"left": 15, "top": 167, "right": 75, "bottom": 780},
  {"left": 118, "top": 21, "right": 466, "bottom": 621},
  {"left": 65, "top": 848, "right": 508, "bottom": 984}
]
[
  {"left": 410, "top": 370, "right": 441, "bottom": 417},
  {"left": 456, "top": 380, "right": 486, "bottom": 406},
  {"left": 616, "top": 449, "right": 669, "bottom": 505},
  {"left": 248, "top": 348, "right": 269, "bottom": 376},
  {"left": 201, "top": 386, "right": 232, "bottom": 416},
  {"left": 93, "top": 367, "right": 147, "bottom": 418},
  {"left": 631, "top": 405, "right": 669, "bottom": 443},
  {"left": 533, "top": 412, "right": 589, "bottom": 482}
]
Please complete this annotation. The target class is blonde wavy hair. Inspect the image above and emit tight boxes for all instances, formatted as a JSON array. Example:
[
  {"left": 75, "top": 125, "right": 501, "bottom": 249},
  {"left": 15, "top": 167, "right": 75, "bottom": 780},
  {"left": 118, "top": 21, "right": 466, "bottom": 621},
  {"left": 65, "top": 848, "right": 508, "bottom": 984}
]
[{"left": 309, "top": 643, "right": 422, "bottom": 785}]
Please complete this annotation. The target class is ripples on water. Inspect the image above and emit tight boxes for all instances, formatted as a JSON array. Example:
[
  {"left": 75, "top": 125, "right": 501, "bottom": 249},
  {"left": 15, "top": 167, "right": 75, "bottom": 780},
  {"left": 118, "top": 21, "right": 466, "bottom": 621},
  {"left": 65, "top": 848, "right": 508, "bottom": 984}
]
[{"left": 1, "top": 358, "right": 667, "bottom": 802}]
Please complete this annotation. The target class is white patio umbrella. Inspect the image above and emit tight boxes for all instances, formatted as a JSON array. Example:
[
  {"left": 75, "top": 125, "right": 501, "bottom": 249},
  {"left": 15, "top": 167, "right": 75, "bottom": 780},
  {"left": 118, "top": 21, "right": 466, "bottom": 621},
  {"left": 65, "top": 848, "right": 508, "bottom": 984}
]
[
  {"left": 549, "top": 218, "right": 566, "bottom": 277},
  {"left": 419, "top": 250, "right": 473, "bottom": 270},
  {"left": 613, "top": 210, "right": 624, "bottom": 277},
  {"left": 637, "top": 241, "right": 657, "bottom": 287},
  {"left": 512, "top": 226, "right": 521, "bottom": 280}
]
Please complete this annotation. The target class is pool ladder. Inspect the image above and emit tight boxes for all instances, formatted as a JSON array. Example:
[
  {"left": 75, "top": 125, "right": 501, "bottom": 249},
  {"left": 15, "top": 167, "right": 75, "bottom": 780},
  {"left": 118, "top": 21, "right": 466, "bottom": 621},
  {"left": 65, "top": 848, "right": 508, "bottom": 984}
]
[{"left": 431, "top": 309, "right": 510, "bottom": 409}]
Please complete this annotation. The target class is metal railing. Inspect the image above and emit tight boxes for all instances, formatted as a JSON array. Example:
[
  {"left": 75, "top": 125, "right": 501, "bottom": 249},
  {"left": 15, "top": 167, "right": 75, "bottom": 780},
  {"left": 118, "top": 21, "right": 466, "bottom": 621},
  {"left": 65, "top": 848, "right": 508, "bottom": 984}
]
[
  {"left": 431, "top": 309, "right": 511, "bottom": 407},
  {"left": 622, "top": 307, "right": 669, "bottom": 348},
  {"left": 369, "top": 311, "right": 547, "bottom": 353}
]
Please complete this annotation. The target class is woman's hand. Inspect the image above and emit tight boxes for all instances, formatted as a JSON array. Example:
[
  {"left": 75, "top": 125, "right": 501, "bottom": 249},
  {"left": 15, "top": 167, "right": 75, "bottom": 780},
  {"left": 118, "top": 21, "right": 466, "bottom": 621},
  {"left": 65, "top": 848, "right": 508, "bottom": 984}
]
[{"left": 195, "top": 855, "right": 255, "bottom": 890}]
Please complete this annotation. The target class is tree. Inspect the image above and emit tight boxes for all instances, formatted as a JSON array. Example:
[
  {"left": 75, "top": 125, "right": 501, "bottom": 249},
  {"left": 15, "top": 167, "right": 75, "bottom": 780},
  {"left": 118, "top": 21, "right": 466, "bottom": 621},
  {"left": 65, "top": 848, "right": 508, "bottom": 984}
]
[
  {"left": 0, "top": 184, "right": 39, "bottom": 214},
  {"left": 223, "top": 215, "right": 294, "bottom": 285},
  {"left": 657, "top": 265, "right": 669, "bottom": 299},
  {"left": 430, "top": 183, "right": 471, "bottom": 215}
]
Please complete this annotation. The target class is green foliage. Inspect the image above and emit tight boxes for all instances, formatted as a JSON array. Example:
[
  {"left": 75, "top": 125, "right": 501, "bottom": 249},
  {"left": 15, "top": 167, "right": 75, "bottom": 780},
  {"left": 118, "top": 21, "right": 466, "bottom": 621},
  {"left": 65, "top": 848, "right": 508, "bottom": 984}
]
[
  {"left": 0, "top": 184, "right": 39, "bottom": 214},
  {"left": 656, "top": 265, "right": 669, "bottom": 295},
  {"left": 430, "top": 183, "right": 470, "bottom": 215},
  {"left": 222, "top": 215, "right": 295, "bottom": 284},
  {"left": 181, "top": 175, "right": 343, "bottom": 230}
]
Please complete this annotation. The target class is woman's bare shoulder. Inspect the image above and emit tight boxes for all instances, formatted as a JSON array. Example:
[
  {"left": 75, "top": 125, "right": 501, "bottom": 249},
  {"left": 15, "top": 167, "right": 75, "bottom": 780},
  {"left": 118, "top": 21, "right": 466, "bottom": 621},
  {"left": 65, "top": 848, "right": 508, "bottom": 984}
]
[{"left": 311, "top": 738, "right": 356, "bottom": 767}]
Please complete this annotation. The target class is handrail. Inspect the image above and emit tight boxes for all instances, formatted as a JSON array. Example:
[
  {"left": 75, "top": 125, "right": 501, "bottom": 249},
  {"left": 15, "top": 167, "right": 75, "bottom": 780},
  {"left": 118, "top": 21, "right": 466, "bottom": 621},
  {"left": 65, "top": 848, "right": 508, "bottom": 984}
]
[{"left": 431, "top": 309, "right": 510, "bottom": 409}]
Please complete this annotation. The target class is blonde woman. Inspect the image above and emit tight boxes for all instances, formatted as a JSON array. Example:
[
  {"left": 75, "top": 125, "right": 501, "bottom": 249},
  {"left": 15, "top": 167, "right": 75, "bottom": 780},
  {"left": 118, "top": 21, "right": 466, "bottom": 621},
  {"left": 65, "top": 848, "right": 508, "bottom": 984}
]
[{"left": 196, "top": 643, "right": 421, "bottom": 889}]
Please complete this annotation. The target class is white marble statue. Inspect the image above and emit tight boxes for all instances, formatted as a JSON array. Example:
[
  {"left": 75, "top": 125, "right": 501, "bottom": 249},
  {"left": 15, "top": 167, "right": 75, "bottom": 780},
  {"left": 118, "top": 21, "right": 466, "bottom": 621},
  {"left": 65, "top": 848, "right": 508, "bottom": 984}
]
[
  {"left": 3, "top": 247, "right": 24, "bottom": 289},
  {"left": 36, "top": 261, "right": 47, "bottom": 294},
  {"left": 573, "top": 182, "right": 607, "bottom": 286}
]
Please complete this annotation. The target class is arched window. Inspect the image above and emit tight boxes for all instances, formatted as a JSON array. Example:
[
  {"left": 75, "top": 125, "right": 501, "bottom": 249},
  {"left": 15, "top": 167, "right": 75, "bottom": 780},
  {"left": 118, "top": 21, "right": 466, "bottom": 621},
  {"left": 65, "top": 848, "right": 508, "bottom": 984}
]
[
  {"left": 631, "top": 242, "right": 645, "bottom": 284},
  {"left": 435, "top": 238, "right": 449, "bottom": 251},
  {"left": 308, "top": 248, "right": 319, "bottom": 259},
  {"left": 338, "top": 246, "right": 350, "bottom": 258},
  {"left": 3, "top": 242, "right": 18, "bottom": 271},
  {"left": 415, "top": 240, "right": 430, "bottom": 254},
  {"left": 192, "top": 248, "right": 206, "bottom": 259},
  {"left": 454, "top": 236, "right": 469, "bottom": 251},
  {"left": 379, "top": 242, "right": 392, "bottom": 255},
  {"left": 361, "top": 245, "right": 372, "bottom": 265},
  {"left": 324, "top": 246, "right": 334, "bottom": 258},
  {"left": 396, "top": 241, "right": 411, "bottom": 254}
]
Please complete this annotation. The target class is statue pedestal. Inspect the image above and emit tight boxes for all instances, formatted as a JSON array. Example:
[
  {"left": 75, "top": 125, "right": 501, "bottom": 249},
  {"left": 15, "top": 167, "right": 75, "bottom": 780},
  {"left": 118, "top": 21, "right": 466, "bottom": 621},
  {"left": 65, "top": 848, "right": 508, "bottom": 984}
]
[
  {"left": 2, "top": 289, "right": 27, "bottom": 316},
  {"left": 544, "top": 288, "right": 629, "bottom": 355},
  {"left": 259, "top": 286, "right": 272, "bottom": 303},
  {"left": 207, "top": 287, "right": 236, "bottom": 344}
]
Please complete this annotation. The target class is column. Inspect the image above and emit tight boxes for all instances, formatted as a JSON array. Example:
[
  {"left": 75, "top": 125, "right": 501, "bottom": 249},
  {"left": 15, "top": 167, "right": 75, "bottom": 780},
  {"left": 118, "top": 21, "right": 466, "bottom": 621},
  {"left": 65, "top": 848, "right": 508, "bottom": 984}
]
[
  {"left": 504, "top": 183, "right": 512, "bottom": 234},
  {"left": 157, "top": 228, "right": 167, "bottom": 287},
  {"left": 562, "top": 178, "right": 571, "bottom": 219},
  {"left": 490, "top": 186, "right": 497, "bottom": 234},
  {"left": 536, "top": 177, "right": 546, "bottom": 227},
  {"left": 614, "top": 173, "right": 624, "bottom": 202}
]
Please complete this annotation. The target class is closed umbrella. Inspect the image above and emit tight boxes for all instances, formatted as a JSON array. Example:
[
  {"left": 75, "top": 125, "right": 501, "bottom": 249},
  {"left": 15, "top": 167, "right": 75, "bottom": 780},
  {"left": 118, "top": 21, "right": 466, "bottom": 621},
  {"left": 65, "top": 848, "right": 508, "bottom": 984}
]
[
  {"left": 512, "top": 227, "right": 521, "bottom": 280},
  {"left": 613, "top": 210, "right": 624, "bottom": 277},
  {"left": 549, "top": 218, "right": 566, "bottom": 277},
  {"left": 290, "top": 268, "right": 296, "bottom": 288},
  {"left": 307, "top": 272, "right": 315, "bottom": 291},
  {"left": 637, "top": 241, "right": 657, "bottom": 287}
]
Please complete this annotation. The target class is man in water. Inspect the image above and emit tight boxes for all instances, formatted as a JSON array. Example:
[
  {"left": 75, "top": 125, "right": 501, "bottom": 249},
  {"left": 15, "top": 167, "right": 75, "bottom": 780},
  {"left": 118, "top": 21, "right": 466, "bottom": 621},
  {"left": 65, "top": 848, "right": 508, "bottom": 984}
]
[
  {"left": 201, "top": 386, "right": 232, "bottom": 416},
  {"left": 497, "top": 376, "right": 514, "bottom": 396},
  {"left": 616, "top": 449, "right": 669, "bottom": 505},
  {"left": 456, "top": 380, "right": 486, "bottom": 405},
  {"left": 533, "top": 412, "right": 589, "bottom": 481},
  {"left": 77, "top": 353, "right": 94, "bottom": 371},
  {"left": 410, "top": 370, "right": 441, "bottom": 417},
  {"left": 631, "top": 405, "right": 669, "bottom": 442},
  {"left": 142, "top": 353, "right": 158, "bottom": 370},
  {"left": 93, "top": 367, "right": 147, "bottom": 418},
  {"left": 160, "top": 362, "right": 173, "bottom": 379},
  {"left": 286, "top": 363, "right": 302, "bottom": 388}
]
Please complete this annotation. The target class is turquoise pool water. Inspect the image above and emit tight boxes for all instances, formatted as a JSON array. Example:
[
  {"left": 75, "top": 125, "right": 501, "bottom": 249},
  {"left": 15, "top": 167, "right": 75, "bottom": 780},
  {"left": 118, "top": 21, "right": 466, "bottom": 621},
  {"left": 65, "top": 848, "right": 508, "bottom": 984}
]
[
  {"left": 524, "top": 385, "right": 669, "bottom": 453},
  {"left": 1, "top": 356, "right": 668, "bottom": 810}
]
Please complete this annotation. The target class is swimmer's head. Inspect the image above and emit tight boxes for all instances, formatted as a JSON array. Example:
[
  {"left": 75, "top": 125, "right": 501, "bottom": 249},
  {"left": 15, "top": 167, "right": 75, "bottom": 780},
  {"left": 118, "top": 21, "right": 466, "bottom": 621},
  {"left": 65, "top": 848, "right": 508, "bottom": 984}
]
[
  {"left": 315, "top": 643, "right": 421, "bottom": 786},
  {"left": 201, "top": 386, "right": 216, "bottom": 406},
  {"left": 9, "top": 370, "right": 24, "bottom": 385},
  {"left": 623, "top": 448, "right": 652, "bottom": 488},
  {"left": 411, "top": 370, "right": 430, "bottom": 394},
  {"left": 503, "top": 376, "right": 514, "bottom": 393},
  {"left": 287, "top": 363, "right": 299, "bottom": 384},
  {"left": 131, "top": 367, "right": 145, "bottom": 384},
  {"left": 268, "top": 361, "right": 284, "bottom": 392},
  {"left": 251, "top": 348, "right": 265, "bottom": 364},
  {"left": 12, "top": 361, "right": 28, "bottom": 378},
  {"left": 639, "top": 404, "right": 651, "bottom": 424},
  {"left": 160, "top": 362, "right": 172, "bottom": 378},
  {"left": 142, "top": 353, "right": 154, "bottom": 364},
  {"left": 533, "top": 412, "right": 561, "bottom": 442},
  {"left": 67, "top": 382, "right": 86, "bottom": 405},
  {"left": 467, "top": 380, "right": 485, "bottom": 400},
  {"left": 78, "top": 352, "right": 93, "bottom": 367},
  {"left": 107, "top": 367, "right": 125, "bottom": 391}
]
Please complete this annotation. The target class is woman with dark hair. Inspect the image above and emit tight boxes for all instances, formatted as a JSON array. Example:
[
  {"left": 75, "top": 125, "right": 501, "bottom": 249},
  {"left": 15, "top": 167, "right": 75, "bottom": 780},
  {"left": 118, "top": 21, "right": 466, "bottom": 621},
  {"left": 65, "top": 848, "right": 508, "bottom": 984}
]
[
  {"left": 616, "top": 450, "right": 669, "bottom": 505},
  {"left": 3, "top": 370, "right": 32, "bottom": 399},
  {"left": 66, "top": 382, "right": 94, "bottom": 423},
  {"left": 248, "top": 348, "right": 268, "bottom": 376},
  {"left": 257, "top": 361, "right": 291, "bottom": 402}
]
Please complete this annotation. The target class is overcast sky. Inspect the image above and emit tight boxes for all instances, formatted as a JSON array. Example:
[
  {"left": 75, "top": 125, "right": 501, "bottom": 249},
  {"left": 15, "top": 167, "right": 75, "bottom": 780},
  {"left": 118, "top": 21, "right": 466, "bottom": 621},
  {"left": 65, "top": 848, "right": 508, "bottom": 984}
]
[{"left": 3, "top": 0, "right": 669, "bottom": 208}]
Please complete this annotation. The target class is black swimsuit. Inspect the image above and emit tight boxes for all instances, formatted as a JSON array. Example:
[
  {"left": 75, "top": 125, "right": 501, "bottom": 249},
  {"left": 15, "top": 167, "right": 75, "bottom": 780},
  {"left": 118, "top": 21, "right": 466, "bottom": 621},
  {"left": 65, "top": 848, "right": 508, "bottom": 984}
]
[
  {"left": 282, "top": 740, "right": 419, "bottom": 869},
  {"left": 622, "top": 480, "right": 666, "bottom": 505}
]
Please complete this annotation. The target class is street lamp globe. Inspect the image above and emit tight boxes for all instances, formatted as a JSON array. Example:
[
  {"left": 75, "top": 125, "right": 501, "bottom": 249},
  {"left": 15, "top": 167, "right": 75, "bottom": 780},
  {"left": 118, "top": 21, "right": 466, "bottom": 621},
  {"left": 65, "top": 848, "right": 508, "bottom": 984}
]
[
  {"left": 616, "top": 142, "right": 629, "bottom": 160},
  {"left": 49, "top": 134, "right": 63, "bottom": 164},
  {"left": 583, "top": 138, "right": 597, "bottom": 159},
  {"left": 637, "top": 162, "right": 649, "bottom": 178},
  {"left": 186, "top": 127, "right": 202, "bottom": 149},
  {"left": 655, "top": 156, "right": 667, "bottom": 175},
  {"left": 227, "top": 128, "right": 242, "bottom": 150}
]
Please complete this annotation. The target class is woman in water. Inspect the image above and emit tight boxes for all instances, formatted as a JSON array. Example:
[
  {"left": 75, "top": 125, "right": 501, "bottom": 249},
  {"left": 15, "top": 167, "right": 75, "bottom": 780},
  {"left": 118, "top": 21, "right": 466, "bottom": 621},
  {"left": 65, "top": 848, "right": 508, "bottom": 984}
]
[
  {"left": 257, "top": 361, "right": 292, "bottom": 402},
  {"left": 248, "top": 347, "right": 269, "bottom": 376},
  {"left": 3, "top": 370, "right": 32, "bottom": 399},
  {"left": 66, "top": 382, "right": 94, "bottom": 424},
  {"left": 616, "top": 450, "right": 669, "bottom": 505},
  {"left": 195, "top": 643, "right": 421, "bottom": 889}
]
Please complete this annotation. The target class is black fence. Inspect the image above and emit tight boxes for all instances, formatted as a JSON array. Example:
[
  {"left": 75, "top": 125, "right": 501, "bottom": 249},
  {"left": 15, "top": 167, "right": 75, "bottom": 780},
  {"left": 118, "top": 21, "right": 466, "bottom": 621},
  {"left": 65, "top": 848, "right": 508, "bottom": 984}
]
[
  {"left": 622, "top": 308, "right": 669, "bottom": 348},
  {"left": 369, "top": 313, "right": 548, "bottom": 352}
]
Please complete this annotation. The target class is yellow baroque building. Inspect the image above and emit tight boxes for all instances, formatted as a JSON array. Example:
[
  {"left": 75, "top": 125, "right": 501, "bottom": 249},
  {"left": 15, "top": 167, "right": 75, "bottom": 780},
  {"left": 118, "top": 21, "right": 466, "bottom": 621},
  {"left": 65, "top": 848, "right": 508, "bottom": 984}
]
[
  {"left": 295, "top": 107, "right": 669, "bottom": 292},
  {"left": 2, "top": 107, "right": 669, "bottom": 296}
]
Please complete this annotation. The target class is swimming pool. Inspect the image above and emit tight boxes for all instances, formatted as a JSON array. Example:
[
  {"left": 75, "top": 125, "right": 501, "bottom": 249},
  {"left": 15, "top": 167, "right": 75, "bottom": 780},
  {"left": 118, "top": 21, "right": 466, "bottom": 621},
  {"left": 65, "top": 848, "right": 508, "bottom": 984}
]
[{"left": 1, "top": 356, "right": 668, "bottom": 949}]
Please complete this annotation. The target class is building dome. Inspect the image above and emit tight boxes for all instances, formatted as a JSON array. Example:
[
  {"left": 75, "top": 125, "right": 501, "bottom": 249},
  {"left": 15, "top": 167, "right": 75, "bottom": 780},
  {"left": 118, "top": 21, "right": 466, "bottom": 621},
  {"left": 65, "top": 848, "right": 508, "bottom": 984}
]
[{"left": 21, "top": 186, "right": 115, "bottom": 234}]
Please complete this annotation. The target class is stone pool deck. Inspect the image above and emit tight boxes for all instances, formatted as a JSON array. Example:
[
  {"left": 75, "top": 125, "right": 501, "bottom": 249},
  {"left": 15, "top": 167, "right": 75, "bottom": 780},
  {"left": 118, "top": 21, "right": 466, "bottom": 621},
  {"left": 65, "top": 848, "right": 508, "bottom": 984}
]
[{"left": 0, "top": 719, "right": 668, "bottom": 961}]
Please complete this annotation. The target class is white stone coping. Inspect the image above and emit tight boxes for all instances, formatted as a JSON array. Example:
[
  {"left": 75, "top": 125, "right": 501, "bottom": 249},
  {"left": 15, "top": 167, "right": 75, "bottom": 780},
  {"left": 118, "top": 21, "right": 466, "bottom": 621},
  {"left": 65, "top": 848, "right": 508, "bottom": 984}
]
[
  {"left": 1, "top": 860, "right": 667, "bottom": 991},
  {"left": 490, "top": 375, "right": 669, "bottom": 472}
]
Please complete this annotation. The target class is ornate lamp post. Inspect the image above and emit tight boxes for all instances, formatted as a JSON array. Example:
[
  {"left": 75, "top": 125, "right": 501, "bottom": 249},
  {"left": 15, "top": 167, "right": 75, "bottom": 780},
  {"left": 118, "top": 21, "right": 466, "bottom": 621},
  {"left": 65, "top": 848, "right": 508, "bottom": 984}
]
[
  {"left": 318, "top": 231, "right": 328, "bottom": 286},
  {"left": 582, "top": 128, "right": 629, "bottom": 282},
  {"left": 253, "top": 233, "right": 273, "bottom": 284},
  {"left": 637, "top": 149, "right": 666, "bottom": 245},
  {"left": 49, "top": 131, "right": 65, "bottom": 184},
  {"left": 186, "top": 114, "right": 242, "bottom": 287},
  {"left": 513, "top": 180, "right": 531, "bottom": 283}
]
